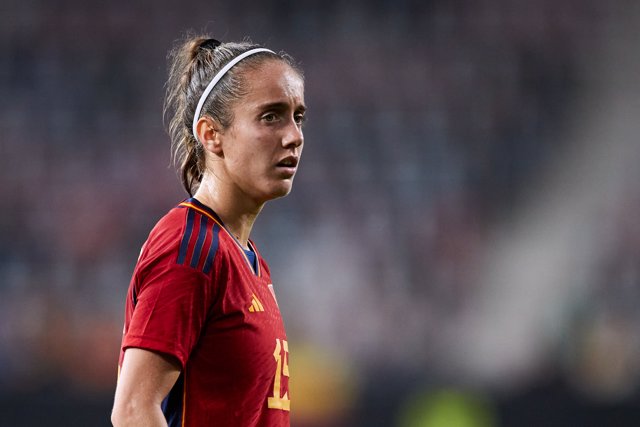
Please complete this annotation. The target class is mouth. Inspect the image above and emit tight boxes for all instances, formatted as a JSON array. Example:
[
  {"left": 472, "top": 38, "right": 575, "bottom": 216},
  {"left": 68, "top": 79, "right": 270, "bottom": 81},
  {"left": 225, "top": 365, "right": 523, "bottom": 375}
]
[
  {"left": 277, "top": 156, "right": 299, "bottom": 168},
  {"left": 275, "top": 156, "right": 299, "bottom": 176}
]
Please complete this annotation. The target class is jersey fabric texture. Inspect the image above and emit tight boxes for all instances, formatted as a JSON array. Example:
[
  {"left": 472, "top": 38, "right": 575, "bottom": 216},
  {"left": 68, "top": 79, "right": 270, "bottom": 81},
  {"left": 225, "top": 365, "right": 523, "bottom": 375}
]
[{"left": 119, "top": 198, "right": 290, "bottom": 426}]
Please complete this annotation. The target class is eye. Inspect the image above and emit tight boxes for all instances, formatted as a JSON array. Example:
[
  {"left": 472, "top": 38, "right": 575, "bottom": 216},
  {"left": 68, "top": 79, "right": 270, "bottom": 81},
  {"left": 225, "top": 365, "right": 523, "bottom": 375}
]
[
  {"left": 294, "top": 113, "right": 306, "bottom": 125},
  {"left": 261, "top": 113, "right": 278, "bottom": 123}
]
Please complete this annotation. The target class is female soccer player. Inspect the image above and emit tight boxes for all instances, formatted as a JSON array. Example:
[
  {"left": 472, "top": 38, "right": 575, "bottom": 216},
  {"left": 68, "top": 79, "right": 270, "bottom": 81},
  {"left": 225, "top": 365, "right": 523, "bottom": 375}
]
[{"left": 111, "top": 36, "right": 305, "bottom": 427}]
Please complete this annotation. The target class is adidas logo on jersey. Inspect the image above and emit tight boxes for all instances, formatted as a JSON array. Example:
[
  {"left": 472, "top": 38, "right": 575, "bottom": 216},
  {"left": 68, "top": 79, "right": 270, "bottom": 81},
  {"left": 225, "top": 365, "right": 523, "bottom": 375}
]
[{"left": 248, "top": 294, "right": 265, "bottom": 312}]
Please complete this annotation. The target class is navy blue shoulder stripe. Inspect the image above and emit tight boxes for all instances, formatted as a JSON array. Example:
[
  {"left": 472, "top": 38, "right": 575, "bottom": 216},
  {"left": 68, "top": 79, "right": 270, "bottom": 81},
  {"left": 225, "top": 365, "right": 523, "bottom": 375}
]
[
  {"left": 177, "top": 208, "right": 195, "bottom": 265},
  {"left": 176, "top": 208, "right": 221, "bottom": 273},
  {"left": 203, "top": 223, "right": 220, "bottom": 274},
  {"left": 190, "top": 215, "right": 209, "bottom": 269}
]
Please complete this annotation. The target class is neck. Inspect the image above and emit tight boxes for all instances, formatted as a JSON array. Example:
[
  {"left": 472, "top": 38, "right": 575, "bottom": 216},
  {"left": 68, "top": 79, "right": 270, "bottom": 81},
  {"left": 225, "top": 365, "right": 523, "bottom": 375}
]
[{"left": 193, "top": 174, "right": 264, "bottom": 249}]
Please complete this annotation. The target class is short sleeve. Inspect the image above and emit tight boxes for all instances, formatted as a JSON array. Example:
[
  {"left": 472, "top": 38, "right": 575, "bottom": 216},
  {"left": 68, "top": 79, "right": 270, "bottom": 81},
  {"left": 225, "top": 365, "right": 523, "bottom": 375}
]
[{"left": 122, "top": 254, "right": 215, "bottom": 369}]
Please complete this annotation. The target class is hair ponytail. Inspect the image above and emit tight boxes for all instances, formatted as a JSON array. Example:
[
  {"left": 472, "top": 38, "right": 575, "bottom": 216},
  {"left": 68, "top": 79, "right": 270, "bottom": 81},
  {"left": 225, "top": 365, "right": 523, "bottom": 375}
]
[{"left": 164, "top": 36, "right": 207, "bottom": 196}]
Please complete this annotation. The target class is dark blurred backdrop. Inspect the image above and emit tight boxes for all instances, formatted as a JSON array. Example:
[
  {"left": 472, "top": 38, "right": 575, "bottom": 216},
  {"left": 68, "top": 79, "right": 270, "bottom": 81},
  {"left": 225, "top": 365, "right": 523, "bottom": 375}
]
[{"left": 2, "top": 1, "right": 640, "bottom": 426}]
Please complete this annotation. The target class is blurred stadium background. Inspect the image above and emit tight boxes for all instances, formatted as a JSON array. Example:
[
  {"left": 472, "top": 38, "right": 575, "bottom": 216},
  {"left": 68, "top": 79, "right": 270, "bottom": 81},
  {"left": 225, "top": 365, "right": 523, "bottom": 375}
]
[{"left": 1, "top": 0, "right": 640, "bottom": 425}]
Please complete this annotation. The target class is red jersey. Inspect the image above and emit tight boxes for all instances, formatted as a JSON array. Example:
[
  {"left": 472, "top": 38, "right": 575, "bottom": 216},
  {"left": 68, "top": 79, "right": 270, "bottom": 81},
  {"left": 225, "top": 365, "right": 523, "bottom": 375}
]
[{"left": 119, "top": 198, "right": 290, "bottom": 426}]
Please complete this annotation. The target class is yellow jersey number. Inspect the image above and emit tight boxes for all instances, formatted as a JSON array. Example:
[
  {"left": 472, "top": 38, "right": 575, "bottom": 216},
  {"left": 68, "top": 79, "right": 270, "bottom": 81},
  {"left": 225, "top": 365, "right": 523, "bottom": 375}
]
[{"left": 267, "top": 338, "right": 290, "bottom": 411}]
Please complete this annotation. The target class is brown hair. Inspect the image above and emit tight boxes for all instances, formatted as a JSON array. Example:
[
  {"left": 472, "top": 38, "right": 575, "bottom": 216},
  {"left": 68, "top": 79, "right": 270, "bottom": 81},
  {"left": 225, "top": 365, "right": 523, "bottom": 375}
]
[{"left": 164, "top": 34, "right": 302, "bottom": 196}]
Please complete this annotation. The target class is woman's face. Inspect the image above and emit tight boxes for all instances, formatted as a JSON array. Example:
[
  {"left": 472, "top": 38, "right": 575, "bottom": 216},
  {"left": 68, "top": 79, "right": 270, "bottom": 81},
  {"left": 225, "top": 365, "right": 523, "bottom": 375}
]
[{"left": 217, "top": 60, "right": 306, "bottom": 205}]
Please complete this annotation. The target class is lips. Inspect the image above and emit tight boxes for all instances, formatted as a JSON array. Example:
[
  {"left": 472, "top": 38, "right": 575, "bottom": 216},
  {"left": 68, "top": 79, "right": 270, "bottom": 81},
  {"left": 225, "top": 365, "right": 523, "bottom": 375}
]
[
  {"left": 277, "top": 156, "right": 299, "bottom": 168},
  {"left": 275, "top": 155, "right": 299, "bottom": 177}
]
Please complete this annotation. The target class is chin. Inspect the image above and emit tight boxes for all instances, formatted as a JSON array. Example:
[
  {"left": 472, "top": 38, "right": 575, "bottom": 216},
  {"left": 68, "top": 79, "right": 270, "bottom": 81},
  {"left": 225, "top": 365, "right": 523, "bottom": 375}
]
[
  {"left": 264, "top": 181, "right": 294, "bottom": 201},
  {"left": 271, "top": 187, "right": 293, "bottom": 200}
]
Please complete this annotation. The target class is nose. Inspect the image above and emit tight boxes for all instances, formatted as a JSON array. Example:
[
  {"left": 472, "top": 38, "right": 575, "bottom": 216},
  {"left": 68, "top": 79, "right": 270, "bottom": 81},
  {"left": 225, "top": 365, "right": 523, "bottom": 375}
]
[{"left": 282, "top": 119, "right": 303, "bottom": 149}]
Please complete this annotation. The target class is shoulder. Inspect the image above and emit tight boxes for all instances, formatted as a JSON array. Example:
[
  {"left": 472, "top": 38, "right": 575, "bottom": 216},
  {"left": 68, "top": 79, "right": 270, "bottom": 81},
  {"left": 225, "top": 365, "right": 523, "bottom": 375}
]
[
  {"left": 142, "top": 204, "right": 190, "bottom": 256},
  {"left": 175, "top": 204, "right": 225, "bottom": 274},
  {"left": 139, "top": 202, "right": 226, "bottom": 275}
]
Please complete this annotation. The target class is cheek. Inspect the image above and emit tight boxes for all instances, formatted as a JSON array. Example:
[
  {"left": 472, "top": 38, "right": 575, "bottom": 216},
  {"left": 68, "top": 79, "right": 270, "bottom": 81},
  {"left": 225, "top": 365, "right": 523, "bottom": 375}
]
[
  {"left": 228, "top": 144, "right": 268, "bottom": 178},
  {"left": 223, "top": 126, "right": 275, "bottom": 176}
]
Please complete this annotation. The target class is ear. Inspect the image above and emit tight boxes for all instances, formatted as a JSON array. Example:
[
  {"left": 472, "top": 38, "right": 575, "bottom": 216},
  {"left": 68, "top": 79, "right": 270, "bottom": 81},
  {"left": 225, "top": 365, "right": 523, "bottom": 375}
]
[{"left": 195, "top": 116, "right": 224, "bottom": 156}]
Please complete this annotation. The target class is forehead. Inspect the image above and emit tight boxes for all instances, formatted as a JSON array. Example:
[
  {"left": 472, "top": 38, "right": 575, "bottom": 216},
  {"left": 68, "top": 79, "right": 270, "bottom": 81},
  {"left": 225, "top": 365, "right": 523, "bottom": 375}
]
[{"left": 239, "top": 60, "right": 305, "bottom": 107}]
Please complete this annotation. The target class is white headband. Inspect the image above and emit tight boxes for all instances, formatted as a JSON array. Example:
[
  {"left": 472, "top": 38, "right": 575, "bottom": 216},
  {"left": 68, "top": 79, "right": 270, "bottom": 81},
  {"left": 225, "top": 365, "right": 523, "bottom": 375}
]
[{"left": 192, "top": 48, "right": 275, "bottom": 140}]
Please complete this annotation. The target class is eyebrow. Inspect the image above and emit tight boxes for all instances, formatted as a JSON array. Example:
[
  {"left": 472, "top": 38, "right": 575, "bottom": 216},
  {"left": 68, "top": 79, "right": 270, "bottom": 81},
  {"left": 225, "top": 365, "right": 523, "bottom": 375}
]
[{"left": 256, "top": 101, "right": 307, "bottom": 112}]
